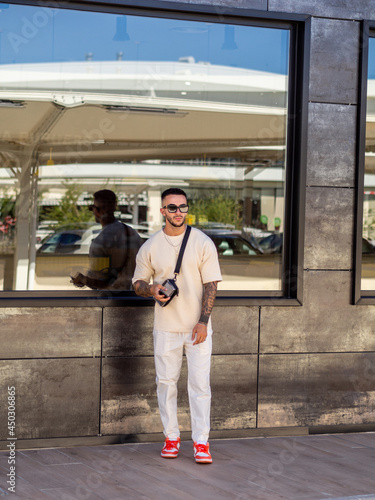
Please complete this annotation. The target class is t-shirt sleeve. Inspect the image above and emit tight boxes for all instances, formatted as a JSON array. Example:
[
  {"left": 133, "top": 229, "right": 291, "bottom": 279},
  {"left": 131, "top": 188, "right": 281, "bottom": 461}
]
[
  {"left": 200, "top": 237, "right": 222, "bottom": 284},
  {"left": 132, "top": 241, "right": 154, "bottom": 284}
]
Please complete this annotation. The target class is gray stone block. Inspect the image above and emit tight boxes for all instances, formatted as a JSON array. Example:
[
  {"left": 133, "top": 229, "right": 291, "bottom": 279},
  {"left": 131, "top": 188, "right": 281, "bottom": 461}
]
[
  {"left": 103, "top": 306, "right": 259, "bottom": 356},
  {"left": 304, "top": 187, "right": 354, "bottom": 270},
  {"left": 306, "top": 102, "right": 356, "bottom": 187},
  {"left": 101, "top": 357, "right": 161, "bottom": 436},
  {"left": 0, "top": 308, "right": 102, "bottom": 359},
  {"left": 212, "top": 306, "right": 259, "bottom": 354},
  {"left": 103, "top": 307, "right": 154, "bottom": 357},
  {"left": 258, "top": 352, "right": 375, "bottom": 428},
  {"left": 269, "top": 0, "right": 375, "bottom": 19},
  {"left": 211, "top": 355, "right": 257, "bottom": 430},
  {"left": 101, "top": 354, "right": 257, "bottom": 435},
  {"left": 260, "top": 270, "right": 375, "bottom": 353},
  {"left": 309, "top": 18, "right": 359, "bottom": 104},
  {"left": 0, "top": 358, "right": 100, "bottom": 440}
]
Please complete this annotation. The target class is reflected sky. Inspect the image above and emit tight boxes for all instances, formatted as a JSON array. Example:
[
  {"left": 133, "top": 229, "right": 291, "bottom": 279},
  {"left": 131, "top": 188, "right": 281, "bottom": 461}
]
[
  {"left": 0, "top": 3, "right": 289, "bottom": 74},
  {"left": 369, "top": 38, "right": 375, "bottom": 78}
]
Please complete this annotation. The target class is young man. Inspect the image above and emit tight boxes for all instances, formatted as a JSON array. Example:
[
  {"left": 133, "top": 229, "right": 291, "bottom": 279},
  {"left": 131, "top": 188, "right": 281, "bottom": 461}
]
[
  {"left": 132, "top": 188, "right": 222, "bottom": 464},
  {"left": 71, "top": 189, "right": 143, "bottom": 290}
]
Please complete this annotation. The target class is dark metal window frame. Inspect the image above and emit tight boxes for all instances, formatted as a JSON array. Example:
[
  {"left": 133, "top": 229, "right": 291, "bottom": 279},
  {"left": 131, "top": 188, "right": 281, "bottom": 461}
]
[
  {"left": 0, "top": 0, "right": 310, "bottom": 307},
  {"left": 355, "top": 21, "right": 375, "bottom": 304}
]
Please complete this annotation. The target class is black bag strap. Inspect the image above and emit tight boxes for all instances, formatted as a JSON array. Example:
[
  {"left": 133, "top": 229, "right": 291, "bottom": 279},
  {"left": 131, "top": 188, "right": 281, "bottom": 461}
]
[{"left": 173, "top": 225, "right": 191, "bottom": 279}]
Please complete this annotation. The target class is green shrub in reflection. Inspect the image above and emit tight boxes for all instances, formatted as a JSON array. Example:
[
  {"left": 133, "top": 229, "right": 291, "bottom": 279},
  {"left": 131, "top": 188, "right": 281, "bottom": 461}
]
[
  {"left": 189, "top": 195, "right": 241, "bottom": 229},
  {"left": 41, "top": 183, "right": 95, "bottom": 230}
]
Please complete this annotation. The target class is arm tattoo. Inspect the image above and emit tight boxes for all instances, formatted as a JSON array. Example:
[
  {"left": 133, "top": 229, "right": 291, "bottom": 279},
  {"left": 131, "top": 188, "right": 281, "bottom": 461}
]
[
  {"left": 133, "top": 280, "right": 152, "bottom": 297},
  {"left": 199, "top": 281, "right": 218, "bottom": 325}
]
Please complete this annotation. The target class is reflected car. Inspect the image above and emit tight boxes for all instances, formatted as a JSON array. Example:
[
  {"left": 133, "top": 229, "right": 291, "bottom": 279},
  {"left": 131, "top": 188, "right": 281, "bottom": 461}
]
[
  {"left": 361, "top": 237, "right": 375, "bottom": 290},
  {"left": 37, "top": 225, "right": 102, "bottom": 255},
  {"left": 36, "top": 223, "right": 147, "bottom": 287},
  {"left": 257, "top": 232, "right": 283, "bottom": 254},
  {"left": 362, "top": 237, "right": 375, "bottom": 255},
  {"left": 202, "top": 229, "right": 282, "bottom": 291},
  {"left": 35, "top": 221, "right": 58, "bottom": 249},
  {"left": 34, "top": 223, "right": 149, "bottom": 290},
  {"left": 34, "top": 225, "right": 282, "bottom": 292},
  {"left": 34, "top": 224, "right": 102, "bottom": 289}
]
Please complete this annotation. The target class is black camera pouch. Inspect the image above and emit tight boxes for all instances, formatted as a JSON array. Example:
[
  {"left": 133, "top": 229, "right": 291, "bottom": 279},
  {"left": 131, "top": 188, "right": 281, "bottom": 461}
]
[
  {"left": 155, "top": 225, "right": 191, "bottom": 307},
  {"left": 154, "top": 278, "right": 179, "bottom": 307}
]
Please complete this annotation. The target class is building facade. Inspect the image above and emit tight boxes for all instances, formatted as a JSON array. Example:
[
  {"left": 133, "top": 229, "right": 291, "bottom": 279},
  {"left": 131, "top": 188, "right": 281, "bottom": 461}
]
[{"left": 1, "top": 0, "right": 375, "bottom": 449}]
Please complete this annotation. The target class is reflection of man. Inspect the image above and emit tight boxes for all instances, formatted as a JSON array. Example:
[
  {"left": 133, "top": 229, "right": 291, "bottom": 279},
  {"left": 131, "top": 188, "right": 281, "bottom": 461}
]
[
  {"left": 133, "top": 188, "right": 222, "bottom": 464},
  {"left": 71, "top": 189, "right": 143, "bottom": 290}
]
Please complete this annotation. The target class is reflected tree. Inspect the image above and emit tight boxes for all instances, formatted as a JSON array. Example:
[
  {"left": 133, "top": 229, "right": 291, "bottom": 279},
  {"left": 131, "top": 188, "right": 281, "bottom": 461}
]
[
  {"left": 42, "top": 183, "right": 94, "bottom": 229},
  {"left": 189, "top": 194, "right": 241, "bottom": 228}
]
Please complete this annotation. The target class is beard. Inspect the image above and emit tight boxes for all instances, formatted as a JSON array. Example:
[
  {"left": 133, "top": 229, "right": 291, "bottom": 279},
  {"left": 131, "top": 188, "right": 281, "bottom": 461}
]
[{"left": 165, "top": 212, "right": 186, "bottom": 227}]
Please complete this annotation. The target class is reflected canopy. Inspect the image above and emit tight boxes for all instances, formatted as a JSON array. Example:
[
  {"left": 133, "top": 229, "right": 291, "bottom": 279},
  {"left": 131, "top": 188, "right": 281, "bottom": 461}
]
[{"left": 0, "top": 4, "right": 289, "bottom": 292}]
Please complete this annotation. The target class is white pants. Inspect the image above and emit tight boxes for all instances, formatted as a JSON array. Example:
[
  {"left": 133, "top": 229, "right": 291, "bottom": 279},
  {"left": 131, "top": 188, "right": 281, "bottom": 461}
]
[{"left": 153, "top": 329, "right": 212, "bottom": 443}]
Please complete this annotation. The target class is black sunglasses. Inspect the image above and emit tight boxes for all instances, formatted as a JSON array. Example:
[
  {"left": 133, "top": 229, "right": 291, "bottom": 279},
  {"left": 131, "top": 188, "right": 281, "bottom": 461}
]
[
  {"left": 163, "top": 204, "right": 189, "bottom": 213},
  {"left": 88, "top": 204, "right": 100, "bottom": 212}
]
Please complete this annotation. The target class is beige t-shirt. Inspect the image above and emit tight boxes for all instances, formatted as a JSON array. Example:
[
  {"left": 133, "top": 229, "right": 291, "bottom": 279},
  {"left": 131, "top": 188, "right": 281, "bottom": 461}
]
[{"left": 132, "top": 226, "right": 222, "bottom": 332}]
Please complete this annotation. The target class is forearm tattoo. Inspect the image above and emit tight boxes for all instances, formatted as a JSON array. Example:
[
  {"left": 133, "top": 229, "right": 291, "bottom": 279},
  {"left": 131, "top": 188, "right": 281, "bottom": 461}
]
[
  {"left": 199, "top": 281, "right": 218, "bottom": 325},
  {"left": 133, "top": 280, "right": 152, "bottom": 297}
]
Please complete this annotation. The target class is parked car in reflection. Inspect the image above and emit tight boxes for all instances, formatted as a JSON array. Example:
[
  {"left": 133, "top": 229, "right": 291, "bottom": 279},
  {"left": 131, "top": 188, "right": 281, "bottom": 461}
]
[
  {"left": 37, "top": 225, "right": 102, "bottom": 255},
  {"left": 361, "top": 237, "right": 375, "bottom": 290},
  {"left": 202, "top": 229, "right": 282, "bottom": 291},
  {"left": 257, "top": 232, "right": 283, "bottom": 254},
  {"left": 35, "top": 221, "right": 58, "bottom": 249},
  {"left": 362, "top": 237, "right": 375, "bottom": 255},
  {"left": 34, "top": 223, "right": 146, "bottom": 290},
  {"left": 34, "top": 224, "right": 101, "bottom": 289},
  {"left": 34, "top": 224, "right": 282, "bottom": 291}
]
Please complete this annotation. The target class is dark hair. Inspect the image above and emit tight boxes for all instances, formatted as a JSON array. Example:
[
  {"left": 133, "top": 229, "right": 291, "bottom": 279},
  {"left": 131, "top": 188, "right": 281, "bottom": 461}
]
[
  {"left": 94, "top": 189, "right": 117, "bottom": 212},
  {"left": 161, "top": 188, "right": 187, "bottom": 202}
]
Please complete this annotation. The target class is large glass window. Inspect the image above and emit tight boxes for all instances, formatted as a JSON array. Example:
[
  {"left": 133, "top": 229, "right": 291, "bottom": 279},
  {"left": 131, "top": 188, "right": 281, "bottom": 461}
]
[
  {"left": 362, "top": 35, "right": 375, "bottom": 291},
  {"left": 0, "top": 3, "right": 290, "bottom": 293}
]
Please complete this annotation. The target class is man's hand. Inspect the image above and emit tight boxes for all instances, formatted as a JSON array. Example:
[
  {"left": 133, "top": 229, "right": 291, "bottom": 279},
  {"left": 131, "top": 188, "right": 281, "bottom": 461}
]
[
  {"left": 191, "top": 281, "right": 218, "bottom": 345},
  {"left": 150, "top": 283, "right": 171, "bottom": 304},
  {"left": 70, "top": 272, "right": 86, "bottom": 288},
  {"left": 133, "top": 280, "right": 170, "bottom": 304},
  {"left": 192, "top": 322, "right": 208, "bottom": 345}
]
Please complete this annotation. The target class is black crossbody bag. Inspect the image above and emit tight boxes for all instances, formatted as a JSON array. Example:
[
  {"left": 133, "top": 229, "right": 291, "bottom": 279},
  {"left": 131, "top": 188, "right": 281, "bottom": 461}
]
[{"left": 155, "top": 225, "right": 191, "bottom": 307}]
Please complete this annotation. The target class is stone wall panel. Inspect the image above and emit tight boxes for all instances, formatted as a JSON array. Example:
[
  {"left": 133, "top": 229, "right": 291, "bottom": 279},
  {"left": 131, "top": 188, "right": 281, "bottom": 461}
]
[
  {"left": 103, "top": 307, "right": 154, "bottom": 357},
  {"left": 0, "top": 358, "right": 100, "bottom": 440},
  {"left": 212, "top": 306, "right": 259, "bottom": 354},
  {"left": 103, "top": 306, "right": 259, "bottom": 356},
  {"left": 269, "top": 0, "right": 375, "bottom": 19},
  {"left": 308, "top": 18, "right": 359, "bottom": 104},
  {"left": 258, "top": 353, "right": 375, "bottom": 428},
  {"left": 306, "top": 102, "right": 356, "bottom": 187},
  {"left": 260, "top": 271, "right": 375, "bottom": 353},
  {"left": 0, "top": 308, "right": 102, "bottom": 359},
  {"left": 304, "top": 187, "right": 354, "bottom": 270},
  {"left": 101, "top": 354, "right": 257, "bottom": 435}
]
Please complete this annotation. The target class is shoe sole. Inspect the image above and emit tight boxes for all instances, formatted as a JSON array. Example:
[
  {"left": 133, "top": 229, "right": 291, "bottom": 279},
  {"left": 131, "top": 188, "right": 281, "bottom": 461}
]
[
  {"left": 161, "top": 453, "right": 179, "bottom": 458},
  {"left": 195, "top": 458, "right": 212, "bottom": 464}
]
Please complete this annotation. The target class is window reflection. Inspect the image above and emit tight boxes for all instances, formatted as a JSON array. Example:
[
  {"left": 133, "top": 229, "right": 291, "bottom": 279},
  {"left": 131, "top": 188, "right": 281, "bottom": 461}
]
[
  {"left": 363, "top": 37, "right": 375, "bottom": 290},
  {"left": 0, "top": 4, "right": 289, "bottom": 292}
]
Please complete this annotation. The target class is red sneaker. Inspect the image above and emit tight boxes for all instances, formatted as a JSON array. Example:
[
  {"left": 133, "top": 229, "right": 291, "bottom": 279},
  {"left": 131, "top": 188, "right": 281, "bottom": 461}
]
[
  {"left": 161, "top": 437, "right": 181, "bottom": 458},
  {"left": 194, "top": 442, "right": 212, "bottom": 464}
]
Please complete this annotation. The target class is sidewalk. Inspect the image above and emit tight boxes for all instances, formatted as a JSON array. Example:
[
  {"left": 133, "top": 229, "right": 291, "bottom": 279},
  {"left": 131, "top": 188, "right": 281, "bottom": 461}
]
[{"left": 1, "top": 432, "right": 375, "bottom": 499}]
